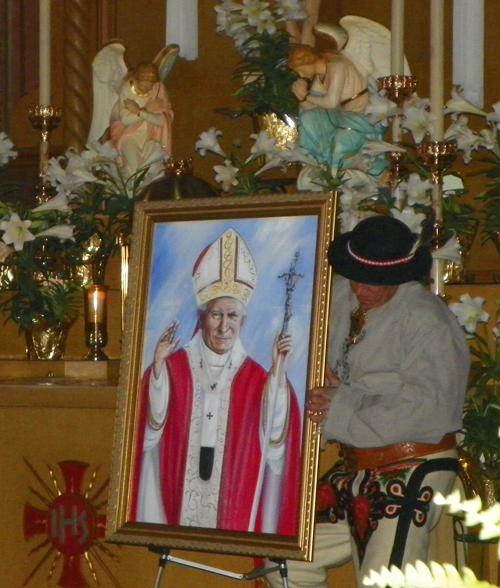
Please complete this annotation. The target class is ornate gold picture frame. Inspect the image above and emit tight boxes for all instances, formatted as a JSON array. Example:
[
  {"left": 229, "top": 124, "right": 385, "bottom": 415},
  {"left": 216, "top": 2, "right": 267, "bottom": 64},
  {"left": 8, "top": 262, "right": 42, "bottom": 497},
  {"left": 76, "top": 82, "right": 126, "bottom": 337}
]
[{"left": 107, "top": 191, "right": 337, "bottom": 561}]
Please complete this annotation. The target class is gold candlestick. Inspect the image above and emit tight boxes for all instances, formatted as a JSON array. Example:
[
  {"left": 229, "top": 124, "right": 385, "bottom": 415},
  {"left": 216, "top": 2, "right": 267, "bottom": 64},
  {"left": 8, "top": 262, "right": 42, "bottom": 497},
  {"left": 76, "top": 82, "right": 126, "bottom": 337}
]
[
  {"left": 116, "top": 232, "right": 130, "bottom": 333},
  {"left": 416, "top": 141, "right": 458, "bottom": 295},
  {"left": 83, "top": 285, "right": 109, "bottom": 360},
  {"left": 378, "top": 75, "right": 418, "bottom": 107},
  {"left": 377, "top": 76, "right": 418, "bottom": 200},
  {"left": 28, "top": 105, "right": 62, "bottom": 204}
]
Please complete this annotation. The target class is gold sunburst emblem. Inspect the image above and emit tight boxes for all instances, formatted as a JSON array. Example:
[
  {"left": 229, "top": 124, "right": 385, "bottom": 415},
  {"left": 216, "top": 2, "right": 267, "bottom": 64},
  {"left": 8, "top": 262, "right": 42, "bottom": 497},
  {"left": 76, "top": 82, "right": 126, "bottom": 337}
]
[{"left": 23, "top": 458, "right": 121, "bottom": 587}]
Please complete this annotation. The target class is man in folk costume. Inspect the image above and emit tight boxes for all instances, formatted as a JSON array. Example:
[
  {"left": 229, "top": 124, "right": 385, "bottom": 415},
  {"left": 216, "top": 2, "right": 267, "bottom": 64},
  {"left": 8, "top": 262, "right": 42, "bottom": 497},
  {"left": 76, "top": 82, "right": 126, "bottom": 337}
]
[
  {"left": 132, "top": 228, "right": 301, "bottom": 534},
  {"left": 266, "top": 216, "right": 469, "bottom": 588}
]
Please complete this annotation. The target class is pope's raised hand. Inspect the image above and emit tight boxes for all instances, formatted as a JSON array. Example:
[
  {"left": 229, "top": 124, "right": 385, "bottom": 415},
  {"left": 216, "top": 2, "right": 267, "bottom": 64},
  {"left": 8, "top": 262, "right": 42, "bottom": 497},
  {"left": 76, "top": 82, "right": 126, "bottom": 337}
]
[{"left": 153, "top": 320, "right": 180, "bottom": 378}]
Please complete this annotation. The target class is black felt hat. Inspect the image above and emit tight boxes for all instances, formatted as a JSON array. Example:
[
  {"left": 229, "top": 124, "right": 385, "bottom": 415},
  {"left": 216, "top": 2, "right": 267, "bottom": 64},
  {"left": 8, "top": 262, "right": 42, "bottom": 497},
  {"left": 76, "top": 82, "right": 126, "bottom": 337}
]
[{"left": 328, "top": 216, "right": 433, "bottom": 285}]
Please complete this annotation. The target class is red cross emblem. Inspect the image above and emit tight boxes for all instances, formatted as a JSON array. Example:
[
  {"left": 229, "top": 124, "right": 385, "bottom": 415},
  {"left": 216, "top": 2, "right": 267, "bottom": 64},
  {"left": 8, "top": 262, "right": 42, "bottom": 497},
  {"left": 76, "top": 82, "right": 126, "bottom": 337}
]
[{"left": 23, "top": 459, "right": 121, "bottom": 587}]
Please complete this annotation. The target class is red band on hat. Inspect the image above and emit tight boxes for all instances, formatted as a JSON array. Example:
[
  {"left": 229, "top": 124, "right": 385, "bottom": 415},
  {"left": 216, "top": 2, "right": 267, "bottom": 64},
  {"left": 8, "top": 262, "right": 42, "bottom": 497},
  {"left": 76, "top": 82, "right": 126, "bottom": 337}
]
[{"left": 347, "top": 242, "right": 415, "bottom": 267}]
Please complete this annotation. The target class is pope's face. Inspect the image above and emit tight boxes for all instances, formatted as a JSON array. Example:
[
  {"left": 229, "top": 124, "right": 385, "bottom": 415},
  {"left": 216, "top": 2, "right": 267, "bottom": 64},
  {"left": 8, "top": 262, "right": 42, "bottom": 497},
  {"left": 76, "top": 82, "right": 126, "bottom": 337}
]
[{"left": 199, "top": 297, "right": 246, "bottom": 355}]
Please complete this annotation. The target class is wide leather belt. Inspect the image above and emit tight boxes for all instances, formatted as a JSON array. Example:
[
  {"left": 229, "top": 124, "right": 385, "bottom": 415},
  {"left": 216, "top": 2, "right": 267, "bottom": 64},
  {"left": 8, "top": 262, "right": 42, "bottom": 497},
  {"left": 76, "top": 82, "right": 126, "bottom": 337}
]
[{"left": 338, "top": 432, "right": 457, "bottom": 471}]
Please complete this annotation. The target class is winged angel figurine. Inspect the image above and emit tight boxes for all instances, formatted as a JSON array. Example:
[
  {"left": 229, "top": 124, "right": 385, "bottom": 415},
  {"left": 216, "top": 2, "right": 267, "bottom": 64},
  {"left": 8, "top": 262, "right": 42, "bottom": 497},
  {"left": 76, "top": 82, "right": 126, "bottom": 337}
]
[
  {"left": 88, "top": 41, "right": 179, "bottom": 176},
  {"left": 288, "top": 15, "right": 411, "bottom": 182}
]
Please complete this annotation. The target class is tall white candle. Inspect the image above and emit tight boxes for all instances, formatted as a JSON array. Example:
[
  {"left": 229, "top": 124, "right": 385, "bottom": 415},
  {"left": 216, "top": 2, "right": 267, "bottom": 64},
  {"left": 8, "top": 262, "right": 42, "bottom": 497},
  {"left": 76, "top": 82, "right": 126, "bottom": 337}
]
[
  {"left": 39, "top": 0, "right": 51, "bottom": 105},
  {"left": 391, "top": 0, "right": 405, "bottom": 144},
  {"left": 430, "top": 0, "right": 445, "bottom": 141},
  {"left": 391, "top": 0, "right": 405, "bottom": 75}
]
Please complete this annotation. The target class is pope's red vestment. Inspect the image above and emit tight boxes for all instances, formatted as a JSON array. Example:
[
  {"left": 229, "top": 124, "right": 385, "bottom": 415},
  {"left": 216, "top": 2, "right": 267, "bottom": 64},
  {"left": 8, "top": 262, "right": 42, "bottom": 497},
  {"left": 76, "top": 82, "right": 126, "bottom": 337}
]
[{"left": 131, "top": 348, "right": 302, "bottom": 534}]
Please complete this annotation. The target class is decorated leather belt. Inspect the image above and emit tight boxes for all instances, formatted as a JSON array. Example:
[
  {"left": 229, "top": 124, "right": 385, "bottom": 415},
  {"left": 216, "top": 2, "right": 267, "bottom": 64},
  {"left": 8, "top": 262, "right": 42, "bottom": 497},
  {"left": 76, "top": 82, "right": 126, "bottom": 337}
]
[{"left": 338, "top": 433, "right": 457, "bottom": 471}]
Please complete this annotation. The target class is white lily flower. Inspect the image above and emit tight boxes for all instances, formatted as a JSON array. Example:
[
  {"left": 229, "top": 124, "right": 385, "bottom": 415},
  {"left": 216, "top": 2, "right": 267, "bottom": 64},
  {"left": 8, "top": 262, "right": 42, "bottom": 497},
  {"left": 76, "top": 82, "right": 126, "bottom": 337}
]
[
  {"left": 458, "top": 496, "right": 484, "bottom": 517},
  {"left": 402, "top": 104, "right": 435, "bottom": 144},
  {"left": 31, "top": 193, "right": 71, "bottom": 214},
  {"left": 196, "top": 128, "right": 226, "bottom": 157},
  {"left": 444, "top": 115, "right": 482, "bottom": 163},
  {"left": 247, "top": 130, "right": 280, "bottom": 161},
  {"left": 399, "top": 173, "right": 432, "bottom": 206},
  {"left": 35, "top": 224, "right": 75, "bottom": 242},
  {"left": 0, "top": 213, "right": 35, "bottom": 251},
  {"left": 361, "top": 140, "right": 406, "bottom": 157},
  {"left": 434, "top": 489, "right": 466, "bottom": 511},
  {"left": 431, "top": 235, "right": 462, "bottom": 265},
  {"left": 449, "top": 293, "right": 490, "bottom": 334},
  {"left": 486, "top": 101, "right": 500, "bottom": 133},
  {"left": 338, "top": 210, "right": 378, "bottom": 233},
  {"left": 364, "top": 92, "right": 398, "bottom": 126},
  {"left": 71, "top": 166, "right": 102, "bottom": 184},
  {"left": 64, "top": 147, "right": 88, "bottom": 173},
  {"left": 253, "top": 154, "right": 286, "bottom": 175},
  {"left": 0, "top": 132, "right": 17, "bottom": 165},
  {"left": 390, "top": 206, "right": 426, "bottom": 234},
  {"left": 215, "top": 2, "right": 243, "bottom": 33},
  {"left": 478, "top": 127, "right": 497, "bottom": 151},
  {"left": 343, "top": 169, "right": 380, "bottom": 193},
  {"left": 363, "top": 565, "right": 399, "bottom": 587},
  {"left": 364, "top": 560, "right": 487, "bottom": 588},
  {"left": 81, "top": 141, "right": 119, "bottom": 167},
  {"left": 275, "top": 0, "right": 307, "bottom": 21},
  {"left": 241, "top": 0, "right": 272, "bottom": 28},
  {"left": 339, "top": 185, "right": 378, "bottom": 211},
  {"left": 406, "top": 94, "right": 431, "bottom": 110},
  {"left": 279, "top": 142, "right": 316, "bottom": 166},
  {"left": 445, "top": 86, "right": 488, "bottom": 117},
  {"left": 141, "top": 144, "right": 169, "bottom": 169},
  {"left": 255, "top": 12, "right": 277, "bottom": 35},
  {"left": 46, "top": 156, "right": 69, "bottom": 187},
  {"left": 214, "top": 160, "right": 239, "bottom": 191},
  {"left": 232, "top": 28, "right": 252, "bottom": 49}
]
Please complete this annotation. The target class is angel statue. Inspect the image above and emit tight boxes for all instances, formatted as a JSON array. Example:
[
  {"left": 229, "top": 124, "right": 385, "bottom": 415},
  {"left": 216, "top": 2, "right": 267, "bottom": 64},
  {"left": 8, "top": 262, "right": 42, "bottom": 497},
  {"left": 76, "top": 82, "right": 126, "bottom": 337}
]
[
  {"left": 288, "top": 16, "right": 411, "bottom": 187},
  {"left": 88, "top": 41, "right": 179, "bottom": 177}
]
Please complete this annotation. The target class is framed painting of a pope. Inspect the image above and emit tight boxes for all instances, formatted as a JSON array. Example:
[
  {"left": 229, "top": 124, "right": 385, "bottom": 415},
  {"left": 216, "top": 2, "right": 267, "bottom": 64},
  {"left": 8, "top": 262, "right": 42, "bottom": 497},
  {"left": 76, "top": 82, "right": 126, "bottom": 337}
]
[{"left": 107, "top": 191, "right": 337, "bottom": 561}]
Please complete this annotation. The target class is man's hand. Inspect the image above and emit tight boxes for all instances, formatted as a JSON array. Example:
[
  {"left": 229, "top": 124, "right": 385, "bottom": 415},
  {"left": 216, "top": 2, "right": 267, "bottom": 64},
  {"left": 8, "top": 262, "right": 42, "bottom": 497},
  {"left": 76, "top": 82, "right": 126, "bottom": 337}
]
[
  {"left": 153, "top": 320, "right": 180, "bottom": 379},
  {"left": 307, "top": 365, "right": 340, "bottom": 423}
]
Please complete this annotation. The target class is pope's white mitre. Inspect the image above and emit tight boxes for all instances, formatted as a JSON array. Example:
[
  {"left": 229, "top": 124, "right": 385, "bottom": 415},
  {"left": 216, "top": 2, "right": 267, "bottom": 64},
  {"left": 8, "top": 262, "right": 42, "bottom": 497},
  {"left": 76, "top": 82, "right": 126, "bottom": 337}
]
[{"left": 192, "top": 228, "right": 257, "bottom": 306}]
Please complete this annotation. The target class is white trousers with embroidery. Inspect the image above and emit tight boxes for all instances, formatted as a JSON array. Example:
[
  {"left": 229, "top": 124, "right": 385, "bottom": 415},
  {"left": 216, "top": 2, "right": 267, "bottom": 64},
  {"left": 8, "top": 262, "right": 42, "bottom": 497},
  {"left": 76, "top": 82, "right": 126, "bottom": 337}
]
[{"left": 265, "top": 450, "right": 458, "bottom": 588}]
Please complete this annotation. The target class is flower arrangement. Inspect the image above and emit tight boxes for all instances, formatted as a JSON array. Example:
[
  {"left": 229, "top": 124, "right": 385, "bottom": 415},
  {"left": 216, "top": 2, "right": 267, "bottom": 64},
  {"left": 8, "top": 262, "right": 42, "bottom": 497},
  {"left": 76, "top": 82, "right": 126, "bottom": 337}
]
[
  {"left": 215, "top": 0, "right": 307, "bottom": 116},
  {"left": 45, "top": 141, "right": 164, "bottom": 281},
  {"left": 0, "top": 142, "right": 80, "bottom": 332},
  {"left": 449, "top": 293, "right": 500, "bottom": 467},
  {"left": 195, "top": 126, "right": 314, "bottom": 195},
  {"left": 0, "top": 136, "right": 163, "bottom": 338},
  {"left": 363, "top": 479, "right": 500, "bottom": 587},
  {"left": 0, "top": 132, "right": 18, "bottom": 201},
  {"left": 364, "top": 558, "right": 494, "bottom": 588},
  {"left": 441, "top": 93, "right": 500, "bottom": 249}
]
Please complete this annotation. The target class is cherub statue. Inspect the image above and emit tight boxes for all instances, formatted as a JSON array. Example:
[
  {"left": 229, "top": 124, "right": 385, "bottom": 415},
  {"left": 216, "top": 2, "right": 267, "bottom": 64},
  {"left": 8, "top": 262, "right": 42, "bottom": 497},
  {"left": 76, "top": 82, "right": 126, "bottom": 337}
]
[
  {"left": 288, "top": 16, "right": 411, "bottom": 185},
  {"left": 88, "top": 41, "right": 179, "bottom": 177}
]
